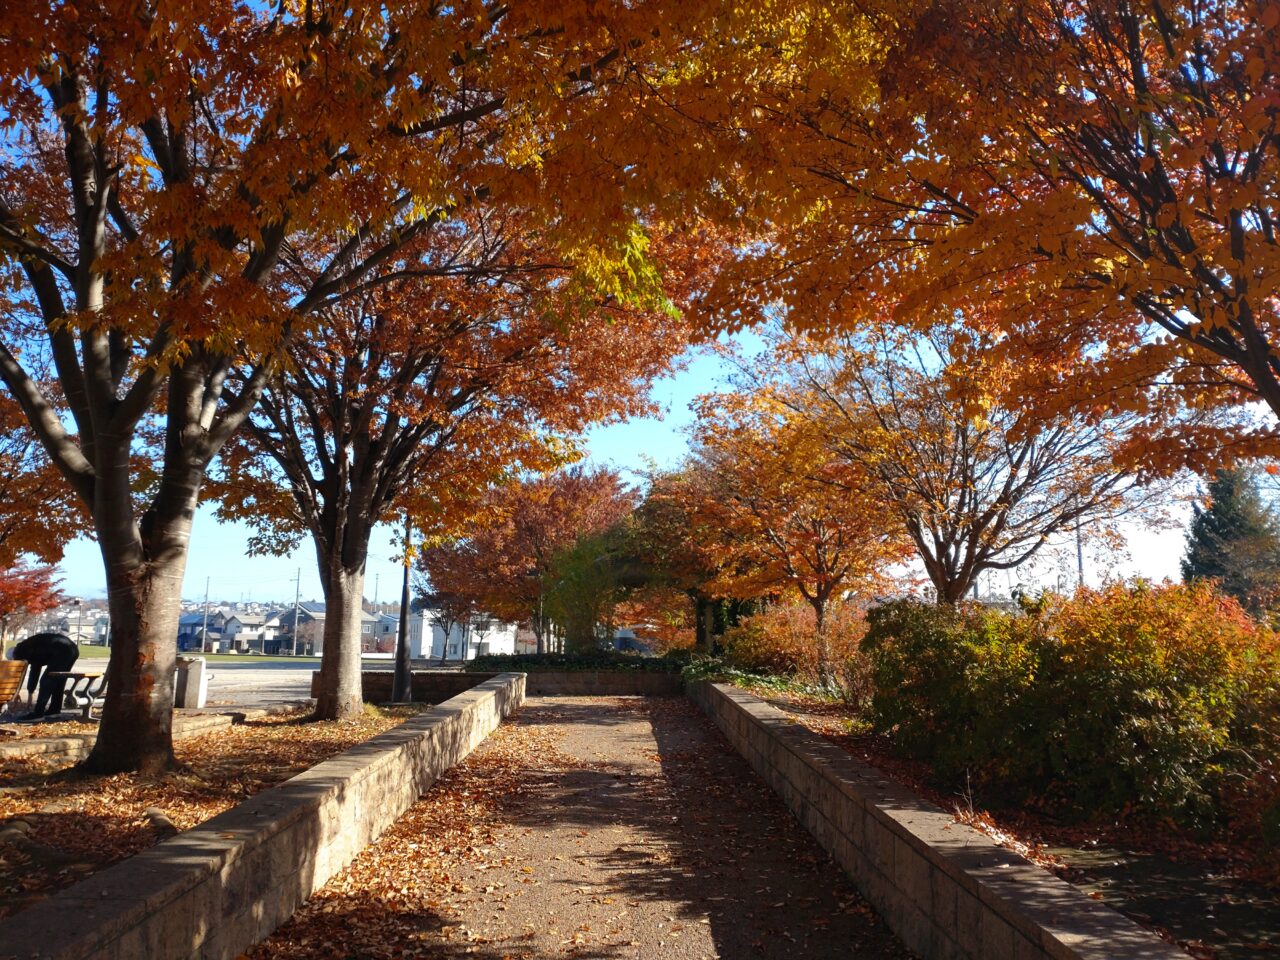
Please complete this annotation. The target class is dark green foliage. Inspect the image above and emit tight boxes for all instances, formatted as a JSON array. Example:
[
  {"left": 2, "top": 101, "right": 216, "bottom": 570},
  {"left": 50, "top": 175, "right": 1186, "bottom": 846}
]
[
  {"left": 862, "top": 586, "right": 1279, "bottom": 825},
  {"left": 862, "top": 599, "right": 1037, "bottom": 788},
  {"left": 679, "top": 654, "right": 838, "bottom": 697},
  {"left": 464, "top": 650, "right": 687, "bottom": 673},
  {"left": 545, "top": 531, "right": 623, "bottom": 654},
  {"left": 1183, "top": 468, "right": 1280, "bottom": 615}
]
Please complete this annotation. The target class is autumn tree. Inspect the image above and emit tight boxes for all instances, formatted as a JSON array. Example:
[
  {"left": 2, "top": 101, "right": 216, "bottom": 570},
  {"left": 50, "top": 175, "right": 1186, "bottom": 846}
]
[
  {"left": 544, "top": 527, "right": 637, "bottom": 654},
  {"left": 1183, "top": 468, "right": 1280, "bottom": 614},
  {"left": 768, "top": 325, "right": 1170, "bottom": 604},
  {"left": 0, "top": 1, "right": 782, "bottom": 768},
  {"left": 725, "top": 0, "right": 1280, "bottom": 473},
  {"left": 422, "top": 588, "right": 479, "bottom": 662},
  {"left": 0, "top": 396, "right": 84, "bottom": 568},
  {"left": 214, "top": 216, "right": 711, "bottom": 716},
  {"left": 684, "top": 393, "right": 909, "bottom": 658},
  {"left": 629, "top": 470, "right": 744, "bottom": 651},
  {"left": 0, "top": 565, "right": 63, "bottom": 646},
  {"left": 417, "top": 467, "right": 636, "bottom": 654}
]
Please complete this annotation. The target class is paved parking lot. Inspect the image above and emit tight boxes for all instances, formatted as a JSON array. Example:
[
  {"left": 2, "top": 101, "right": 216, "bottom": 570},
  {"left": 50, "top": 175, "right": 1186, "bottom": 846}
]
[{"left": 202, "top": 658, "right": 453, "bottom": 708}]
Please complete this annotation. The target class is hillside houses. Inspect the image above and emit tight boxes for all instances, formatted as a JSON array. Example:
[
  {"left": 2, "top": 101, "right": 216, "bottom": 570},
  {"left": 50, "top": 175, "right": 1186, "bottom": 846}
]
[{"left": 177, "top": 611, "right": 226, "bottom": 651}]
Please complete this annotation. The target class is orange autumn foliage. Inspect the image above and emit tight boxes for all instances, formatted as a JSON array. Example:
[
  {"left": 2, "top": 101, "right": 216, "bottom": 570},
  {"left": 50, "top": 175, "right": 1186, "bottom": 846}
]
[
  {"left": 0, "top": 0, "right": 781, "bottom": 767},
  {"left": 709, "top": 0, "right": 1280, "bottom": 472},
  {"left": 683, "top": 392, "right": 910, "bottom": 631},
  {"left": 418, "top": 467, "right": 637, "bottom": 653},
  {"left": 0, "top": 565, "right": 63, "bottom": 646}
]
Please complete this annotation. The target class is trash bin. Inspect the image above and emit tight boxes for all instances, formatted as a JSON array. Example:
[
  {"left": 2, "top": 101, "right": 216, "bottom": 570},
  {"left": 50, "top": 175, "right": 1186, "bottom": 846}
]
[{"left": 174, "top": 656, "right": 209, "bottom": 709}]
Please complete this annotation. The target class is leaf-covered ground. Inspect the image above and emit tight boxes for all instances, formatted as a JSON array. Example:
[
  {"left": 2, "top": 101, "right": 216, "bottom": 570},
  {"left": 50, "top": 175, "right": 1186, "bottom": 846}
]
[
  {"left": 0, "top": 719, "right": 86, "bottom": 741},
  {"left": 0, "top": 705, "right": 427, "bottom": 919},
  {"left": 251, "top": 695, "right": 916, "bottom": 960},
  {"left": 748, "top": 686, "right": 1279, "bottom": 960}
]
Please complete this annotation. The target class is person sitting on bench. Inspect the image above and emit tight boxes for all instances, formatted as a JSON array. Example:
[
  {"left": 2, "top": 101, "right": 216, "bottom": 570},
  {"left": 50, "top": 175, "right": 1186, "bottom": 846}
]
[{"left": 9, "top": 632, "right": 79, "bottom": 721}]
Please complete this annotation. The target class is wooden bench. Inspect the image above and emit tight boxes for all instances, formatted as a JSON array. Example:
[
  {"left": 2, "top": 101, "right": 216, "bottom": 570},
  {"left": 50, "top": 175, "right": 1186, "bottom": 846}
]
[
  {"left": 0, "top": 660, "right": 28, "bottom": 717},
  {"left": 46, "top": 671, "right": 107, "bottom": 720}
]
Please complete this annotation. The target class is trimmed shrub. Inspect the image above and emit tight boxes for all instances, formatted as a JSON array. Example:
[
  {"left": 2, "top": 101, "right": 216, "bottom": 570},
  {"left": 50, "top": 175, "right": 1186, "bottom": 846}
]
[{"left": 863, "top": 582, "right": 1280, "bottom": 825}]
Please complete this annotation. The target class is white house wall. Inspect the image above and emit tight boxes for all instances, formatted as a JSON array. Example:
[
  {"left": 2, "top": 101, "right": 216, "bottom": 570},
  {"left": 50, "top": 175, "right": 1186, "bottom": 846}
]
[{"left": 407, "top": 612, "right": 518, "bottom": 660}]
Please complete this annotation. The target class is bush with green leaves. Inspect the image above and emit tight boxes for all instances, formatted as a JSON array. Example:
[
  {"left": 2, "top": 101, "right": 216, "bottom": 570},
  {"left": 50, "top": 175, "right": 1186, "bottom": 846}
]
[
  {"left": 863, "top": 583, "right": 1280, "bottom": 825},
  {"left": 861, "top": 598, "right": 1037, "bottom": 786}
]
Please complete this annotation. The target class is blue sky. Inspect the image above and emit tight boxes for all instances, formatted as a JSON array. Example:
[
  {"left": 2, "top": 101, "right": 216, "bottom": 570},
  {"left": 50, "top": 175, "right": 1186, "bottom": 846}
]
[
  {"left": 51, "top": 341, "right": 1189, "bottom": 604},
  {"left": 52, "top": 346, "right": 737, "bottom": 604}
]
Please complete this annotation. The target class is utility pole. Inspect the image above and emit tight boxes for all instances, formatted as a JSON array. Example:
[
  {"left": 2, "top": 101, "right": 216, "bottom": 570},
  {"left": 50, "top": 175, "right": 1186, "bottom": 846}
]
[
  {"left": 291, "top": 568, "right": 301, "bottom": 657},
  {"left": 1075, "top": 517, "right": 1086, "bottom": 589},
  {"left": 374, "top": 573, "right": 380, "bottom": 611},
  {"left": 200, "top": 577, "right": 211, "bottom": 653},
  {"left": 393, "top": 514, "right": 413, "bottom": 702}
]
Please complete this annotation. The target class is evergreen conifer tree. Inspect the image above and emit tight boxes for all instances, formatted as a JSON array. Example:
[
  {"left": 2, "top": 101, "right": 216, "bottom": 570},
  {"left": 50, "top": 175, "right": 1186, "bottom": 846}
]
[{"left": 1182, "top": 469, "right": 1280, "bottom": 615}]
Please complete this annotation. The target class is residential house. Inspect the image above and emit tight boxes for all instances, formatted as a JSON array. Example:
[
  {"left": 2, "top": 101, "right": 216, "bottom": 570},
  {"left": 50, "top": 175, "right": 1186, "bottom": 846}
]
[
  {"left": 372, "top": 612, "right": 399, "bottom": 654},
  {"left": 276, "top": 602, "right": 379, "bottom": 656},
  {"left": 356, "top": 609, "right": 381, "bottom": 653},
  {"left": 176, "top": 611, "right": 227, "bottom": 652},
  {"left": 275, "top": 602, "right": 325, "bottom": 655},
  {"left": 407, "top": 609, "right": 519, "bottom": 661},
  {"left": 223, "top": 613, "right": 281, "bottom": 653}
]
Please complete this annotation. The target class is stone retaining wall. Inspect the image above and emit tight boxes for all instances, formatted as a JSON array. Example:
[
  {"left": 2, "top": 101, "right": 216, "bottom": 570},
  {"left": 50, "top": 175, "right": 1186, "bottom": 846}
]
[
  {"left": 330, "top": 669, "right": 683, "bottom": 703},
  {"left": 522, "top": 671, "right": 682, "bottom": 697},
  {"left": 0, "top": 673, "right": 525, "bottom": 960},
  {"left": 688, "top": 681, "right": 1186, "bottom": 960}
]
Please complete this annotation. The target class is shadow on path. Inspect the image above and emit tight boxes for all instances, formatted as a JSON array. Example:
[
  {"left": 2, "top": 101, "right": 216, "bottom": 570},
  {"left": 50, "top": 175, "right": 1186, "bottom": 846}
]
[{"left": 252, "top": 695, "right": 914, "bottom": 959}]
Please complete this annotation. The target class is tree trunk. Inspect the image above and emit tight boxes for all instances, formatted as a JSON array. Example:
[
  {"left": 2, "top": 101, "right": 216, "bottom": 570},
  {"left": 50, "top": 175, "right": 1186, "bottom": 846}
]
[
  {"left": 939, "top": 572, "right": 974, "bottom": 605},
  {"left": 809, "top": 596, "right": 833, "bottom": 690},
  {"left": 314, "top": 562, "right": 367, "bottom": 720},
  {"left": 82, "top": 552, "right": 186, "bottom": 774},
  {"left": 82, "top": 464, "right": 200, "bottom": 775}
]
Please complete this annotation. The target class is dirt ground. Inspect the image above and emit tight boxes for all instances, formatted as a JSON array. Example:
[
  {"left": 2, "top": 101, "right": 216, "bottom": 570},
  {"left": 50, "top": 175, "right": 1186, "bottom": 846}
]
[{"left": 251, "top": 695, "right": 916, "bottom": 960}]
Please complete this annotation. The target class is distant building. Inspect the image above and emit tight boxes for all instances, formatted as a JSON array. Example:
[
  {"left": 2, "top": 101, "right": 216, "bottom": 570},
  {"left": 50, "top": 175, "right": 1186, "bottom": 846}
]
[
  {"left": 406, "top": 610, "right": 519, "bottom": 661},
  {"left": 612, "top": 627, "right": 655, "bottom": 654},
  {"left": 272, "top": 602, "right": 381, "bottom": 656},
  {"left": 372, "top": 613, "right": 399, "bottom": 654},
  {"left": 275, "top": 602, "right": 326, "bottom": 655},
  {"left": 176, "top": 611, "right": 227, "bottom": 652},
  {"left": 223, "top": 613, "right": 282, "bottom": 653}
]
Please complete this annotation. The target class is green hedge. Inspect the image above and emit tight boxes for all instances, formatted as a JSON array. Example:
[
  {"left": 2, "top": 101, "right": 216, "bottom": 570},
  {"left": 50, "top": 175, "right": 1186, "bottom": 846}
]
[{"left": 464, "top": 650, "right": 688, "bottom": 673}]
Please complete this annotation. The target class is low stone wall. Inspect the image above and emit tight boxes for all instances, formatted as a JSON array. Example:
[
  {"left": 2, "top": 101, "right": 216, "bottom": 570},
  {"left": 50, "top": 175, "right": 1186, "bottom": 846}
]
[
  {"left": 522, "top": 671, "right": 682, "bottom": 697},
  {"left": 349, "top": 670, "right": 488, "bottom": 704},
  {"left": 0, "top": 673, "right": 525, "bottom": 960},
  {"left": 688, "top": 682, "right": 1186, "bottom": 960},
  {"left": 326, "top": 669, "right": 683, "bottom": 703}
]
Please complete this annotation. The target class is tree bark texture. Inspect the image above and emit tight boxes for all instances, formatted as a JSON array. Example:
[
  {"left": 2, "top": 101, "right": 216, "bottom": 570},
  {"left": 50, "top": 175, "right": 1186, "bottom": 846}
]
[
  {"left": 82, "top": 458, "right": 203, "bottom": 773},
  {"left": 314, "top": 561, "right": 367, "bottom": 720}
]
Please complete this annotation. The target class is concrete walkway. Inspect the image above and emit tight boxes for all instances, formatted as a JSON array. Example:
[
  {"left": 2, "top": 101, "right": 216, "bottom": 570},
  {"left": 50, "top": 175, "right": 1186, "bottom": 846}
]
[{"left": 254, "top": 696, "right": 915, "bottom": 959}]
